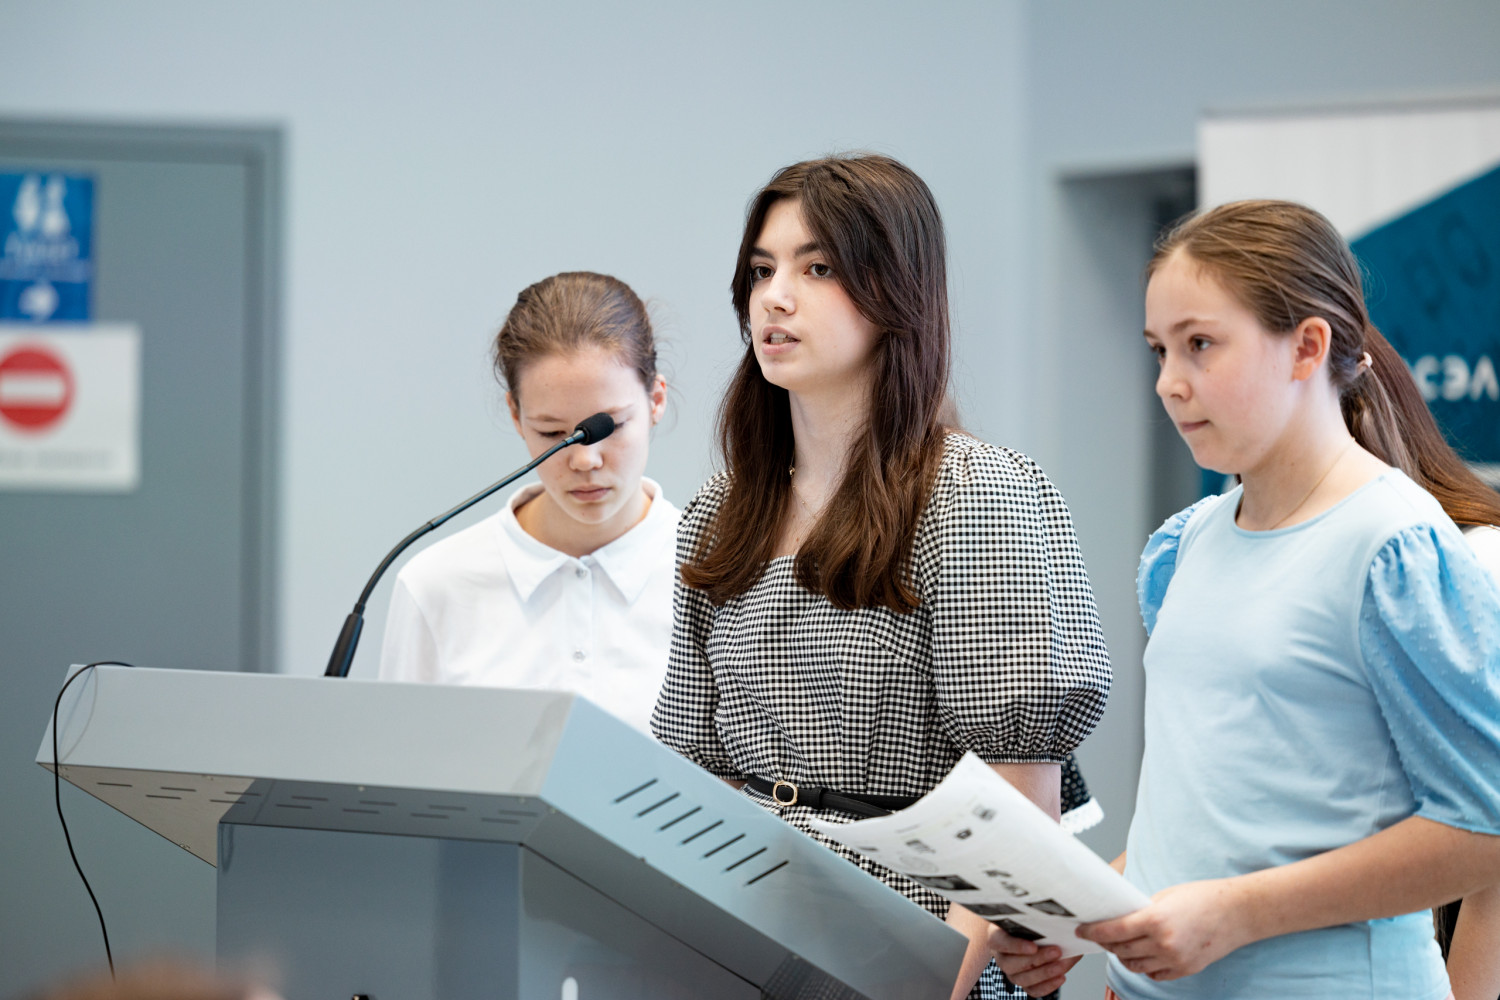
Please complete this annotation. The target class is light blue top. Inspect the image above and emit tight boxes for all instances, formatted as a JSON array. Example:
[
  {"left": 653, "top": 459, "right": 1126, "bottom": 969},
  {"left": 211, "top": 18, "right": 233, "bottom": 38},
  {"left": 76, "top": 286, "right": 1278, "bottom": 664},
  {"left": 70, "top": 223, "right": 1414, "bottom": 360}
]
[{"left": 1108, "top": 471, "right": 1500, "bottom": 1000}]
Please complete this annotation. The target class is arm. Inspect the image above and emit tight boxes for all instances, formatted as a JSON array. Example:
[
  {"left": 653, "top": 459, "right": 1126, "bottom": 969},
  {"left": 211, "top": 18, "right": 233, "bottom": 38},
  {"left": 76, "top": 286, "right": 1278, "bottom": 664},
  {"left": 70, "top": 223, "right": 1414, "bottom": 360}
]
[
  {"left": 946, "top": 763, "right": 1062, "bottom": 1000},
  {"left": 1081, "top": 816, "right": 1500, "bottom": 981},
  {"left": 1448, "top": 886, "right": 1500, "bottom": 1000}
]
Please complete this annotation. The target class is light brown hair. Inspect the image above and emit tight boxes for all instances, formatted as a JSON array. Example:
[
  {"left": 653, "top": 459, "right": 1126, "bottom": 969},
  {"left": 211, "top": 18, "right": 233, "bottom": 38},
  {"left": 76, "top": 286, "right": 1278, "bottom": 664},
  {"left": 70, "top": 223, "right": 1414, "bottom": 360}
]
[
  {"left": 493, "top": 271, "right": 657, "bottom": 397},
  {"left": 680, "top": 154, "right": 955, "bottom": 612}
]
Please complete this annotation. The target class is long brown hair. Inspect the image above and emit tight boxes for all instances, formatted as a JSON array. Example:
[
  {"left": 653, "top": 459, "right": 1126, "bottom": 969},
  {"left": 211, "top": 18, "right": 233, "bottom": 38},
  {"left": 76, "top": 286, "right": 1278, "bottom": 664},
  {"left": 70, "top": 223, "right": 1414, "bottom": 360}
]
[
  {"left": 1150, "top": 199, "right": 1500, "bottom": 527},
  {"left": 680, "top": 154, "right": 954, "bottom": 611},
  {"left": 1363, "top": 325, "right": 1500, "bottom": 527},
  {"left": 492, "top": 271, "right": 657, "bottom": 397}
]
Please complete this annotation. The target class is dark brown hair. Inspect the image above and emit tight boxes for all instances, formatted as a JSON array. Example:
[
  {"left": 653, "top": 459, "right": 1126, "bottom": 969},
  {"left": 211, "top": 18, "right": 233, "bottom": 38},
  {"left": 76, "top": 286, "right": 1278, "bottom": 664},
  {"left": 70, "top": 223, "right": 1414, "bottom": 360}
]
[
  {"left": 680, "top": 154, "right": 955, "bottom": 612},
  {"left": 1150, "top": 199, "right": 1500, "bottom": 527},
  {"left": 493, "top": 271, "right": 657, "bottom": 397}
]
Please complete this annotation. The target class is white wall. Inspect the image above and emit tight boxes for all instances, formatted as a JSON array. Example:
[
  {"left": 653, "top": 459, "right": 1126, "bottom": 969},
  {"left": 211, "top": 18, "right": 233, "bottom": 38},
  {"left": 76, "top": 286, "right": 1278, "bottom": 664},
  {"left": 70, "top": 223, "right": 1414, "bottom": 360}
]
[
  {"left": 0, "top": 2, "right": 1030, "bottom": 992},
  {"left": 0, "top": 0, "right": 1031, "bottom": 682}
]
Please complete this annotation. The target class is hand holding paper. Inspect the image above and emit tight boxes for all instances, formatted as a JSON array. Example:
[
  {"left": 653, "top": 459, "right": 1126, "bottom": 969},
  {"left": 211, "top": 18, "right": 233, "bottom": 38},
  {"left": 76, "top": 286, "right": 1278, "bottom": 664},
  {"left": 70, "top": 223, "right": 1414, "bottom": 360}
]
[{"left": 808, "top": 753, "right": 1147, "bottom": 957}]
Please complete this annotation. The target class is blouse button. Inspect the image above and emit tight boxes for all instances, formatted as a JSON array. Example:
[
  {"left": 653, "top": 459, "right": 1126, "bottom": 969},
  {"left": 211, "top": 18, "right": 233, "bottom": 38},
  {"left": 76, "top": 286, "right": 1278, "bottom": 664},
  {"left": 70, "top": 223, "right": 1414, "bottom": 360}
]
[
  {"left": 576, "top": 567, "right": 588, "bottom": 579},
  {"left": 573, "top": 650, "right": 586, "bottom": 661}
]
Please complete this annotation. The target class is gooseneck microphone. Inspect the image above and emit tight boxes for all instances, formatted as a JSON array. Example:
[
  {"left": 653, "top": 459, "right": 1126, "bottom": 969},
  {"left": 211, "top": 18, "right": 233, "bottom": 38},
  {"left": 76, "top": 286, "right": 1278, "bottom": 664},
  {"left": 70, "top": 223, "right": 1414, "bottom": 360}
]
[{"left": 323, "top": 412, "right": 616, "bottom": 678}]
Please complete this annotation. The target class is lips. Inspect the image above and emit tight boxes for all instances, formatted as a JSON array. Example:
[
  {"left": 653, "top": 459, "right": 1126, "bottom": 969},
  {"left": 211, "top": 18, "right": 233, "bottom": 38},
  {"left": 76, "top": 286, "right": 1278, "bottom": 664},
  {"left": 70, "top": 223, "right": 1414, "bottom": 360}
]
[
  {"left": 569, "top": 485, "right": 611, "bottom": 502},
  {"left": 1178, "top": 420, "right": 1209, "bottom": 434},
  {"left": 760, "top": 325, "right": 799, "bottom": 354}
]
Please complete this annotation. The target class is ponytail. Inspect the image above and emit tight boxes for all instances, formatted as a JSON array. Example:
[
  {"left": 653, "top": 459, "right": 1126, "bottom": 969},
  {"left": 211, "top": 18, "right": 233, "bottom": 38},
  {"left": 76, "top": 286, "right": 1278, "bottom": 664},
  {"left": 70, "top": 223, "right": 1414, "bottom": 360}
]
[{"left": 1340, "top": 326, "right": 1415, "bottom": 480}]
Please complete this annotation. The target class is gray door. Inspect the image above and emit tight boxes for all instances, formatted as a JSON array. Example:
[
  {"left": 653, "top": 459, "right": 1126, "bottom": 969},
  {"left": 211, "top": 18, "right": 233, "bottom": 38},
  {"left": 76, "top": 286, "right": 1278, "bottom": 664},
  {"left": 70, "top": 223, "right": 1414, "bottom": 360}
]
[{"left": 0, "top": 121, "right": 280, "bottom": 998}]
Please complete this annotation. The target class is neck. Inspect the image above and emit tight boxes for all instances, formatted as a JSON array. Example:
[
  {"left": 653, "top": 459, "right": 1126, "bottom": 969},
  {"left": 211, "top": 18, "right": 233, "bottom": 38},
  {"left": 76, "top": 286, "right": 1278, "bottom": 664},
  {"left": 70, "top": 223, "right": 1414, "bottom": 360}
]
[
  {"left": 516, "top": 484, "right": 651, "bottom": 558},
  {"left": 1236, "top": 390, "right": 1361, "bottom": 530},
  {"left": 787, "top": 379, "right": 869, "bottom": 497}
]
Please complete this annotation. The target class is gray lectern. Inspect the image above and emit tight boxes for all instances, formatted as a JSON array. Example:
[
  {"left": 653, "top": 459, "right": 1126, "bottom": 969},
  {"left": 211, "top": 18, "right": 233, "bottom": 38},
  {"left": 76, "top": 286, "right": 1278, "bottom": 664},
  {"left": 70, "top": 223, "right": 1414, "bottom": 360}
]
[{"left": 38, "top": 665, "right": 965, "bottom": 999}]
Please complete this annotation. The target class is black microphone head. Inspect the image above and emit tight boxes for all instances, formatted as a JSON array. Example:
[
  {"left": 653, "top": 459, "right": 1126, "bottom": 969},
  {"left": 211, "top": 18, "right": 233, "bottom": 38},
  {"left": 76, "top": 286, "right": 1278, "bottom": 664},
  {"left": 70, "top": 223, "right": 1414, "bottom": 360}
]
[{"left": 574, "top": 412, "right": 615, "bottom": 445}]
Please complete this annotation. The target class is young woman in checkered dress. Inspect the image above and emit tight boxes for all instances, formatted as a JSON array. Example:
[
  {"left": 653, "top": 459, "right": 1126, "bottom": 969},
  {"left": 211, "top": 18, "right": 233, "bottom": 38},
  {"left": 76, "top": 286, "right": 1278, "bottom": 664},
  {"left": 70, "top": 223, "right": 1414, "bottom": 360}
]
[{"left": 651, "top": 154, "right": 1113, "bottom": 1000}]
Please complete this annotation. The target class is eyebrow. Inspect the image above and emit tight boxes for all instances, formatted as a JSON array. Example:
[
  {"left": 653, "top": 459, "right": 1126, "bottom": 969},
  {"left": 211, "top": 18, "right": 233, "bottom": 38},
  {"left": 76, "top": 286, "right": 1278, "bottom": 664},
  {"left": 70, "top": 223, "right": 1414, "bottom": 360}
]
[
  {"left": 749, "top": 241, "right": 823, "bottom": 261},
  {"left": 526, "top": 403, "right": 633, "bottom": 424},
  {"left": 1144, "top": 317, "right": 1214, "bottom": 339}
]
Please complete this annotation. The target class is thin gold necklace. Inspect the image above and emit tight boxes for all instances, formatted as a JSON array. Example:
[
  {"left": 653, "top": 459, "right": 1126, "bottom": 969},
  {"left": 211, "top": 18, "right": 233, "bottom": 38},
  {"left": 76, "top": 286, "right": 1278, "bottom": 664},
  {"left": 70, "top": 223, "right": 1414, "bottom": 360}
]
[
  {"left": 1263, "top": 439, "right": 1356, "bottom": 530},
  {"left": 788, "top": 465, "right": 828, "bottom": 542}
]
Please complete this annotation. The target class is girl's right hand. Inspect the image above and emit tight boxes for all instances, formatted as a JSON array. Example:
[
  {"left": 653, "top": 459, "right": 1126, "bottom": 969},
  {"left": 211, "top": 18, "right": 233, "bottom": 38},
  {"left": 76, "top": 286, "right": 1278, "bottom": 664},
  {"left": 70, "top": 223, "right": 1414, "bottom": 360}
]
[{"left": 987, "top": 926, "right": 1081, "bottom": 997}]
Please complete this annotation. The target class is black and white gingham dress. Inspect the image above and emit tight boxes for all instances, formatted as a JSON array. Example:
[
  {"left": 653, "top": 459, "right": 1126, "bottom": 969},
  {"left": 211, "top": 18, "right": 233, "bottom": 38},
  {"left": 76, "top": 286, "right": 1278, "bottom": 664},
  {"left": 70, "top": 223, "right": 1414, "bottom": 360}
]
[{"left": 652, "top": 434, "right": 1111, "bottom": 999}]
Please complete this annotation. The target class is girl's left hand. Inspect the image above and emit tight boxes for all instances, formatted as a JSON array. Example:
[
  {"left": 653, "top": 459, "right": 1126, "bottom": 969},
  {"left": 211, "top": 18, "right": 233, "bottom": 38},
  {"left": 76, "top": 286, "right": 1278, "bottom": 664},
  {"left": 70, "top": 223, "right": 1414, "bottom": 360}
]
[{"left": 1077, "top": 878, "right": 1252, "bottom": 981}]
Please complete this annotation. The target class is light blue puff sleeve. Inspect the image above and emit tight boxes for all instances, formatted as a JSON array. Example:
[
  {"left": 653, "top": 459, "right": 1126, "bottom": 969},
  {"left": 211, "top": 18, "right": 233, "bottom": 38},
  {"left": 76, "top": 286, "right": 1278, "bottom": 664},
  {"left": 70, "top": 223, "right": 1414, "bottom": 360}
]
[
  {"left": 1137, "top": 496, "right": 1222, "bottom": 636},
  {"left": 1361, "top": 524, "right": 1500, "bottom": 835}
]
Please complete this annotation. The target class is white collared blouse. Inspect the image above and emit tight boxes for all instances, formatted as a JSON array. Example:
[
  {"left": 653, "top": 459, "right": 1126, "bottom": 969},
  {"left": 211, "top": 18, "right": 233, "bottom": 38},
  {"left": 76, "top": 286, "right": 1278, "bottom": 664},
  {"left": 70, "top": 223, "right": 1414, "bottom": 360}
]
[{"left": 377, "top": 478, "right": 681, "bottom": 733}]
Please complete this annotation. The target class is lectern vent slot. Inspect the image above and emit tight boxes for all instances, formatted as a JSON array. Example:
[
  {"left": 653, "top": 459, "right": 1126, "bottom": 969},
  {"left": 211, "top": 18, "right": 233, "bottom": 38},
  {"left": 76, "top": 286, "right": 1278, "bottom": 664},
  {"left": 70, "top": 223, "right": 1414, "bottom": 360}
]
[
  {"left": 636, "top": 793, "right": 679, "bottom": 817},
  {"left": 658, "top": 806, "right": 700, "bottom": 831},
  {"left": 145, "top": 794, "right": 182, "bottom": 800},
  {"left": 745, "top": 861, "right": 788, "bottom": 886},
  {"left": 680, "top": 820, "right": 722, "bottom": 845},
  {"left": 614, "top": 779, "right": 657, "bottom": 803},
  {"left": 723, "top": 847, "right": 765, "bottom": 872},
  {"left": 702, "top": 834, "right": 744, "bottom": 858}
]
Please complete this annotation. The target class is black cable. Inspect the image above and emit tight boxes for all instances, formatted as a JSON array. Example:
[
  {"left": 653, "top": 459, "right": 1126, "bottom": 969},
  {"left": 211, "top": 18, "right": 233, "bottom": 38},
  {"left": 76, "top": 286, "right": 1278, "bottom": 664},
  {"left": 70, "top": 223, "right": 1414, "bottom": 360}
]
[{"left": 52, "top": 660, "right": 134, "bottom": 981}]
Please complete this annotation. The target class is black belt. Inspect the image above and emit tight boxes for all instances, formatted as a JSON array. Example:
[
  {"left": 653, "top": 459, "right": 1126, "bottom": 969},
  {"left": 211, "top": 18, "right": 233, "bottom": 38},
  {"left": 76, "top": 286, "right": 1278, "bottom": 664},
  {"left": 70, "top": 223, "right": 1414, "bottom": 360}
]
[{"left": 746, "top": 777, "right": 919, "bottom": 819}]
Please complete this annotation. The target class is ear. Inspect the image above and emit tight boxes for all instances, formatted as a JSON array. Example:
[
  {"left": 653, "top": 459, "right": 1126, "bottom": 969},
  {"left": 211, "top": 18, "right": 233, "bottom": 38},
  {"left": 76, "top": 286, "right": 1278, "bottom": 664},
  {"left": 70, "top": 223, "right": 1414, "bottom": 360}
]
[
  {"left": 647, "top": 375, "right": 667, "bottom": 425},
  {"left": 1289, "top": 317, "right": 1332, "bottom": 383},
  {"left": 506, "top": 391, "right": 522, "bottom": 433}
]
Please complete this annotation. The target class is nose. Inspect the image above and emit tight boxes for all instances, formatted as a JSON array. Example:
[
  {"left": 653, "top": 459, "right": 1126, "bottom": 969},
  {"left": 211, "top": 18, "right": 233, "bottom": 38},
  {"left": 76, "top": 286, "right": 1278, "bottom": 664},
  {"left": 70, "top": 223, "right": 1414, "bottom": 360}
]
[
  {"left": 568, "top": 440, "right": 604, "bottom": 471},
  {"left": 760, "top": 268, "right": 794, "bottom": 314},
  {"left": 1155, "top": 355, "right": 1188, "bottom": 402}
]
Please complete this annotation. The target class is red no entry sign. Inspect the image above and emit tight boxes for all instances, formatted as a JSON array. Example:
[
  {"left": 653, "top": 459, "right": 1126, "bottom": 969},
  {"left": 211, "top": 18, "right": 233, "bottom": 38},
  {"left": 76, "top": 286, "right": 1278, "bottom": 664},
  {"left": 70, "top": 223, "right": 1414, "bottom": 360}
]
[{"left": 0, "top": 343, "right": 75, "bottom": 432}]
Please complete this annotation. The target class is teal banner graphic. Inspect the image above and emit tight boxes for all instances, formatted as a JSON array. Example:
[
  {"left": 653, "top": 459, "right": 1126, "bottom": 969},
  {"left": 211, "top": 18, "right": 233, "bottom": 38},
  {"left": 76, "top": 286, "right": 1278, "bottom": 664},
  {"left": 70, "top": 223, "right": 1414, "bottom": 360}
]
[{"left": 1353, "top": 163, "right": 1500, "bottom": 465}]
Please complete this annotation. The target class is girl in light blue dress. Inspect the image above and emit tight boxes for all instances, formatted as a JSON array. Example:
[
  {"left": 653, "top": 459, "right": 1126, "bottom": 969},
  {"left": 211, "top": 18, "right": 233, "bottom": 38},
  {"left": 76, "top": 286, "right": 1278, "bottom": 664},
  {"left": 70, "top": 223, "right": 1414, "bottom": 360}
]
[{"left": 992, "top": 200, "right": 1500, "bottom": 1000}]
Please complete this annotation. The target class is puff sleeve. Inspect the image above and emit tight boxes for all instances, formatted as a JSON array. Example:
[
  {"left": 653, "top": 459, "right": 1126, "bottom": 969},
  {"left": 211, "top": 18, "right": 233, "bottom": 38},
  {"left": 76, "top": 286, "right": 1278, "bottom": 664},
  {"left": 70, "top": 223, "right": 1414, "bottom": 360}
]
[
  {"left": 1360, "top": 524, "right": 1500, "bottom": 835},
  {"left": 917, "top": 442, "right": 1112, "bottom": 764},
  {"left": 1136, "top": 495, "right": 1222, "bottom": 636}
]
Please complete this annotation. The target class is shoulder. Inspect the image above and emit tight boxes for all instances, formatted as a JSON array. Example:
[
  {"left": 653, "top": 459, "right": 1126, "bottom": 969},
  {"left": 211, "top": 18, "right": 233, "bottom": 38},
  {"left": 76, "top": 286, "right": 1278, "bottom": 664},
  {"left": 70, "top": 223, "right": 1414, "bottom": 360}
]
[
  {"left": 1463, "top": 524, "right": 1500, "bottom": 579},
  {"left": 677, "top": 472, "right": 731, "bottom": 545},
  {"left": 926, "top": 433, "right": 1061, "bottom": 514},
  {"left": 393, "top": 507, "right": 511, "bottom": 598},
  {"left": 638, "top": 477, "right": 682, "bottom": 532},
  {"left": 1137, "top": 493, "right": 1231, "bottom": 633}
]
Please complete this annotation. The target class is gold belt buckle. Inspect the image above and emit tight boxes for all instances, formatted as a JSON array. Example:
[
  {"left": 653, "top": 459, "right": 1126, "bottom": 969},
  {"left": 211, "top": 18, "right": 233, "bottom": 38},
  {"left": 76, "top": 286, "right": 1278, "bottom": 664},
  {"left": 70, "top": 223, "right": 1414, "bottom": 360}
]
[{"left": 771, "top": 780, "right": 799, "bottom": 807}]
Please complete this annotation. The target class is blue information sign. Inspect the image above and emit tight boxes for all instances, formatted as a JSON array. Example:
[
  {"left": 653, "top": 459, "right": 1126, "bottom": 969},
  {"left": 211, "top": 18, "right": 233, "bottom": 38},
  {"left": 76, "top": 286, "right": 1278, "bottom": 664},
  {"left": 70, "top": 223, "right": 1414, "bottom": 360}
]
[
  {"left": 1353, "top": 163, "right": 1500, "bottom": 464},
  {"left": 0, "top": 171, "right": 95, "bottom": 322}
]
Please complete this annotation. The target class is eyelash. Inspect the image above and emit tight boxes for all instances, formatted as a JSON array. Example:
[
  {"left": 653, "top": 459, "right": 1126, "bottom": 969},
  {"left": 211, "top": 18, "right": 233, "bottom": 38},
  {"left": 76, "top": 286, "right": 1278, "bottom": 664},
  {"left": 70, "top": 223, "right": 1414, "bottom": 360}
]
[
  {"left": 536, "top": 418, "right": 625, "bottom": 439},
  {"left": 1149, "top": 337, "right": 1210, "bottom": 361},
  {"left": 749, "top": 262, "right": 835, "bottom": 282}
]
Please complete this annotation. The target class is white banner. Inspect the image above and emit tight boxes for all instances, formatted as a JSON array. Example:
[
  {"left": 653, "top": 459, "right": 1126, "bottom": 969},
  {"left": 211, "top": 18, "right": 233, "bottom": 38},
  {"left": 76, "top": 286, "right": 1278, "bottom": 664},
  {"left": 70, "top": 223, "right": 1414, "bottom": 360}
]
[
  {"left": 1199, "top": 100, "right": 1500, "bottom": 238},
  {"left": 0, "top": 323, "right": 141, "bottom": 491}
]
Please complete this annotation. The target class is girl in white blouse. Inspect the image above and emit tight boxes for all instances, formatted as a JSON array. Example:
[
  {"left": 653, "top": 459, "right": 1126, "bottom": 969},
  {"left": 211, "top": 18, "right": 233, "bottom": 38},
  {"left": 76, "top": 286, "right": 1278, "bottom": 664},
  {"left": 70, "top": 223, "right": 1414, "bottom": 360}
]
[{"left": 377, "top": 271, "right": 678, "bottom": 733}]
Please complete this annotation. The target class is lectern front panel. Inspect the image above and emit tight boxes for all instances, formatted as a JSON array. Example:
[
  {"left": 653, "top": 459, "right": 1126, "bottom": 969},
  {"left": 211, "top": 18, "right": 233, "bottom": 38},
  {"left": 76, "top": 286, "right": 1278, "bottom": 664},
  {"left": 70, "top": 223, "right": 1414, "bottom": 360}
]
[{"left": 218, "top": 823, "right": 758, "bottom": 1000}]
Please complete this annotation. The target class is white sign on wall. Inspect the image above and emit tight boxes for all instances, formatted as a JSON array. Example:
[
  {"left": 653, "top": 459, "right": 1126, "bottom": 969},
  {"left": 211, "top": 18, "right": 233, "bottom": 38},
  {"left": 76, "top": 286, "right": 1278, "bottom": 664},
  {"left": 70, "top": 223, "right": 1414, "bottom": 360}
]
[{"left": 0, "top": 323, "right": 140, "bottom": 491}]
